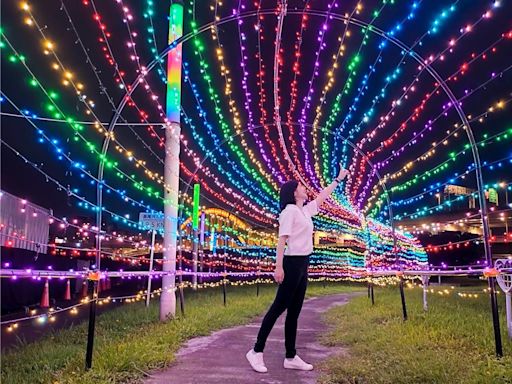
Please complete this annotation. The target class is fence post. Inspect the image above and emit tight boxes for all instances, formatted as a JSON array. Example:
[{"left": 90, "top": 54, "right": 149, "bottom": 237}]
[
  {"left": 85, "top": 272, "right": 99, "bottom": 369},
  {"left": 421, "top": 275, "right": 429, "bottom": 312},
  {"left": 398, "top": 273, "right": 407, "bottom": 321}
]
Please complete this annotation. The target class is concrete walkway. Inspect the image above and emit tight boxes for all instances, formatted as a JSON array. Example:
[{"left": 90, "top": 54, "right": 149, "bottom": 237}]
[{"left": 145, "top": 293, "right": 355, "bottom": 384}]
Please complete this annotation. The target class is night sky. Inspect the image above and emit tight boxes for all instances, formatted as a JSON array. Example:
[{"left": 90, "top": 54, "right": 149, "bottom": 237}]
[{"left": 1, "top": 0, "right": 511, "bottom": 231}]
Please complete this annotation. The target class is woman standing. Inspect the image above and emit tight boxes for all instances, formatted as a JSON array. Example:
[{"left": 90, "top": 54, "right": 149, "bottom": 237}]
[{"left": 246, "top": 164, "right": 349, "bottom": 373}]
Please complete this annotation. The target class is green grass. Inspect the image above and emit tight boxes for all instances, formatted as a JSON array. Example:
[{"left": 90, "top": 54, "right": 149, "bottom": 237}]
[
  {"left": 1, "top": 282, "right": 361, "bottom": 384},
  {"left": 319, "top": 285, "right": 512, "bottom": 384}
]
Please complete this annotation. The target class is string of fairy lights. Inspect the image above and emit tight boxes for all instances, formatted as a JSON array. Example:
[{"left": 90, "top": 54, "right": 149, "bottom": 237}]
[
  {"left": 319, "top": 1, "right": 419, "bottom": 187},
  {"left": 2, "top": 0, "right": 511, "bottom": 333},
  {"left": 3, "top": 270, "right": 510, "bottom": 334},
  {"left": 347, "top": 4, "right": 496, "bottom": 199},
  {"left": 343, "top": 0, "right": 464, "bottom": 199},
  {"left": 5, "top": 1, "right": 508, "bottom": 222},
  {"left": 2, "top": 3, "right": 502, "bottom": 224},
  {"left": 317, "top": 0, "right": 392, "bottom": 192},
  {"left": 360, "top": 35, "right": 511, "bottom": 211},
  {"left": 235, "top": 0, "right": 292, "bottom": 185},
  {"left": 7, "top": 3, "right": 277, "bottom": 229},
  {"left": 356, "top": 3, "right": 508, "bottom": 212},
  {"left": 104, "top": 0, "right": 281, "bottom": 225},
  {"left": 0, "top": 190, "right": 418, "bottom": 276}
]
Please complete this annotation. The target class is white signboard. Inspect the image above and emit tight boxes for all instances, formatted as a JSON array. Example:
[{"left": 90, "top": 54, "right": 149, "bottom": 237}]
[
  {"left": 444, "top": 184, "right": 473, "bottom": 196},
  {"left": 139, "top": 212, "right": 164, "bottom": 232}
]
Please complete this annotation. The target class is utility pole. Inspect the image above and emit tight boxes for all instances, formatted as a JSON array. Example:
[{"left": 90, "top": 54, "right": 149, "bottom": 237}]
[{"left": 161, "top": 0, "right": 184, "bottom": 321}]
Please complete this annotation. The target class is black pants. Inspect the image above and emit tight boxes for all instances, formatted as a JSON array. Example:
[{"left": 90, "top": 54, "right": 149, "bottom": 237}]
[{"left": 254, "top": 255, "right": 309, "bottom": 358}]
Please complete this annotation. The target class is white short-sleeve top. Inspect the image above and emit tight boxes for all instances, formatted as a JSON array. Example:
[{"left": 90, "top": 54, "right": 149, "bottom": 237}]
[{"left": 278, "top": 200, "right": 318, "bottom": 256}]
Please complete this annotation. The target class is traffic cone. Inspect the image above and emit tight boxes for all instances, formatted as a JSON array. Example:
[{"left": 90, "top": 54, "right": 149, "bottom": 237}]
[
  {"left": 40, "top": 280, "right": 50, "bottom": 308},
  {"left": 64, "top": 279, "right": 71, "bottom": 300}
]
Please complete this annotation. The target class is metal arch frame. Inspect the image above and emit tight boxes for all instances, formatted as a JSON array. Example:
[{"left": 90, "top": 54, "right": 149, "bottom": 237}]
[
  {"left": 97, "top": 9, "right": 395, "bottom": 256},
  {"left": 292, "top": 9, "right": 493, "bottom": 263},
  {"left": 96, "top": 7, "right": 501, "bottom": 354},
  {"left": 299, "top": 11, "right": 500, "bottom": 354},
  {"left": 270, "top": 8, "right": 491, "bottom": 263}
]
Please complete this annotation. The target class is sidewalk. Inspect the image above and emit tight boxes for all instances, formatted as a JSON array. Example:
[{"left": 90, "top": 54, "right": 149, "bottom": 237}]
[{"left": 145, "top": 293, "right": 355, "bottom": 384}]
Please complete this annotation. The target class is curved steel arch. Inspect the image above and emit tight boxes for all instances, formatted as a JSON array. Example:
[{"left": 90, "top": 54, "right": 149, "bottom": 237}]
[
  {"left": 99, "top": 7, "right": 490, "bottom": 263},
  {"left": 274, "top": 9, "right": 493, "bottom": 265},
  {"left": 97, "top": 9, "right": 393, "bottom": 249},
  {"left": 96, "top": 6, "right": 500, "bottom": 353}
]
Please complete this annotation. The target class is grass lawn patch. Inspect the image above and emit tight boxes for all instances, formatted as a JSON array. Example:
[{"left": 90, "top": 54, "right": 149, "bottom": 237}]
[
  {"left": 319, "top": 285, "right": 512, "bottom": 384},
  {"left": 1, "top": 282, "right": 362, "bottom": 384}
]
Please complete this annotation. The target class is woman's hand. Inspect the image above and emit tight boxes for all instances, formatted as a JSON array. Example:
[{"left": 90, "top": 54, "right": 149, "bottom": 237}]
[
  {"left": 337, "top": 162, "right": 349, "bottom": 181},
  {"left": 315, "top": 163, "right": 350, "bottom": 207},
  {"left": 274, "top": 266, "right": 285, "bottom": 284}
]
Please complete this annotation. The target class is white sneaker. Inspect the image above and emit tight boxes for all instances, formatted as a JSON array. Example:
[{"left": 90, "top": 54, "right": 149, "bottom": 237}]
[
  {"left": 246, "top": 349, "right": 268, "bottom": 373},
  {"left": 283, "top": 355, "right": 314, "bottom": 371}
]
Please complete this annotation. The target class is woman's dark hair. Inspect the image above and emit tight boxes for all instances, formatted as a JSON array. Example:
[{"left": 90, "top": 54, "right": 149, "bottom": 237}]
[{"left": 279, "top": 180, "right": 299, "bottom": 211}]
